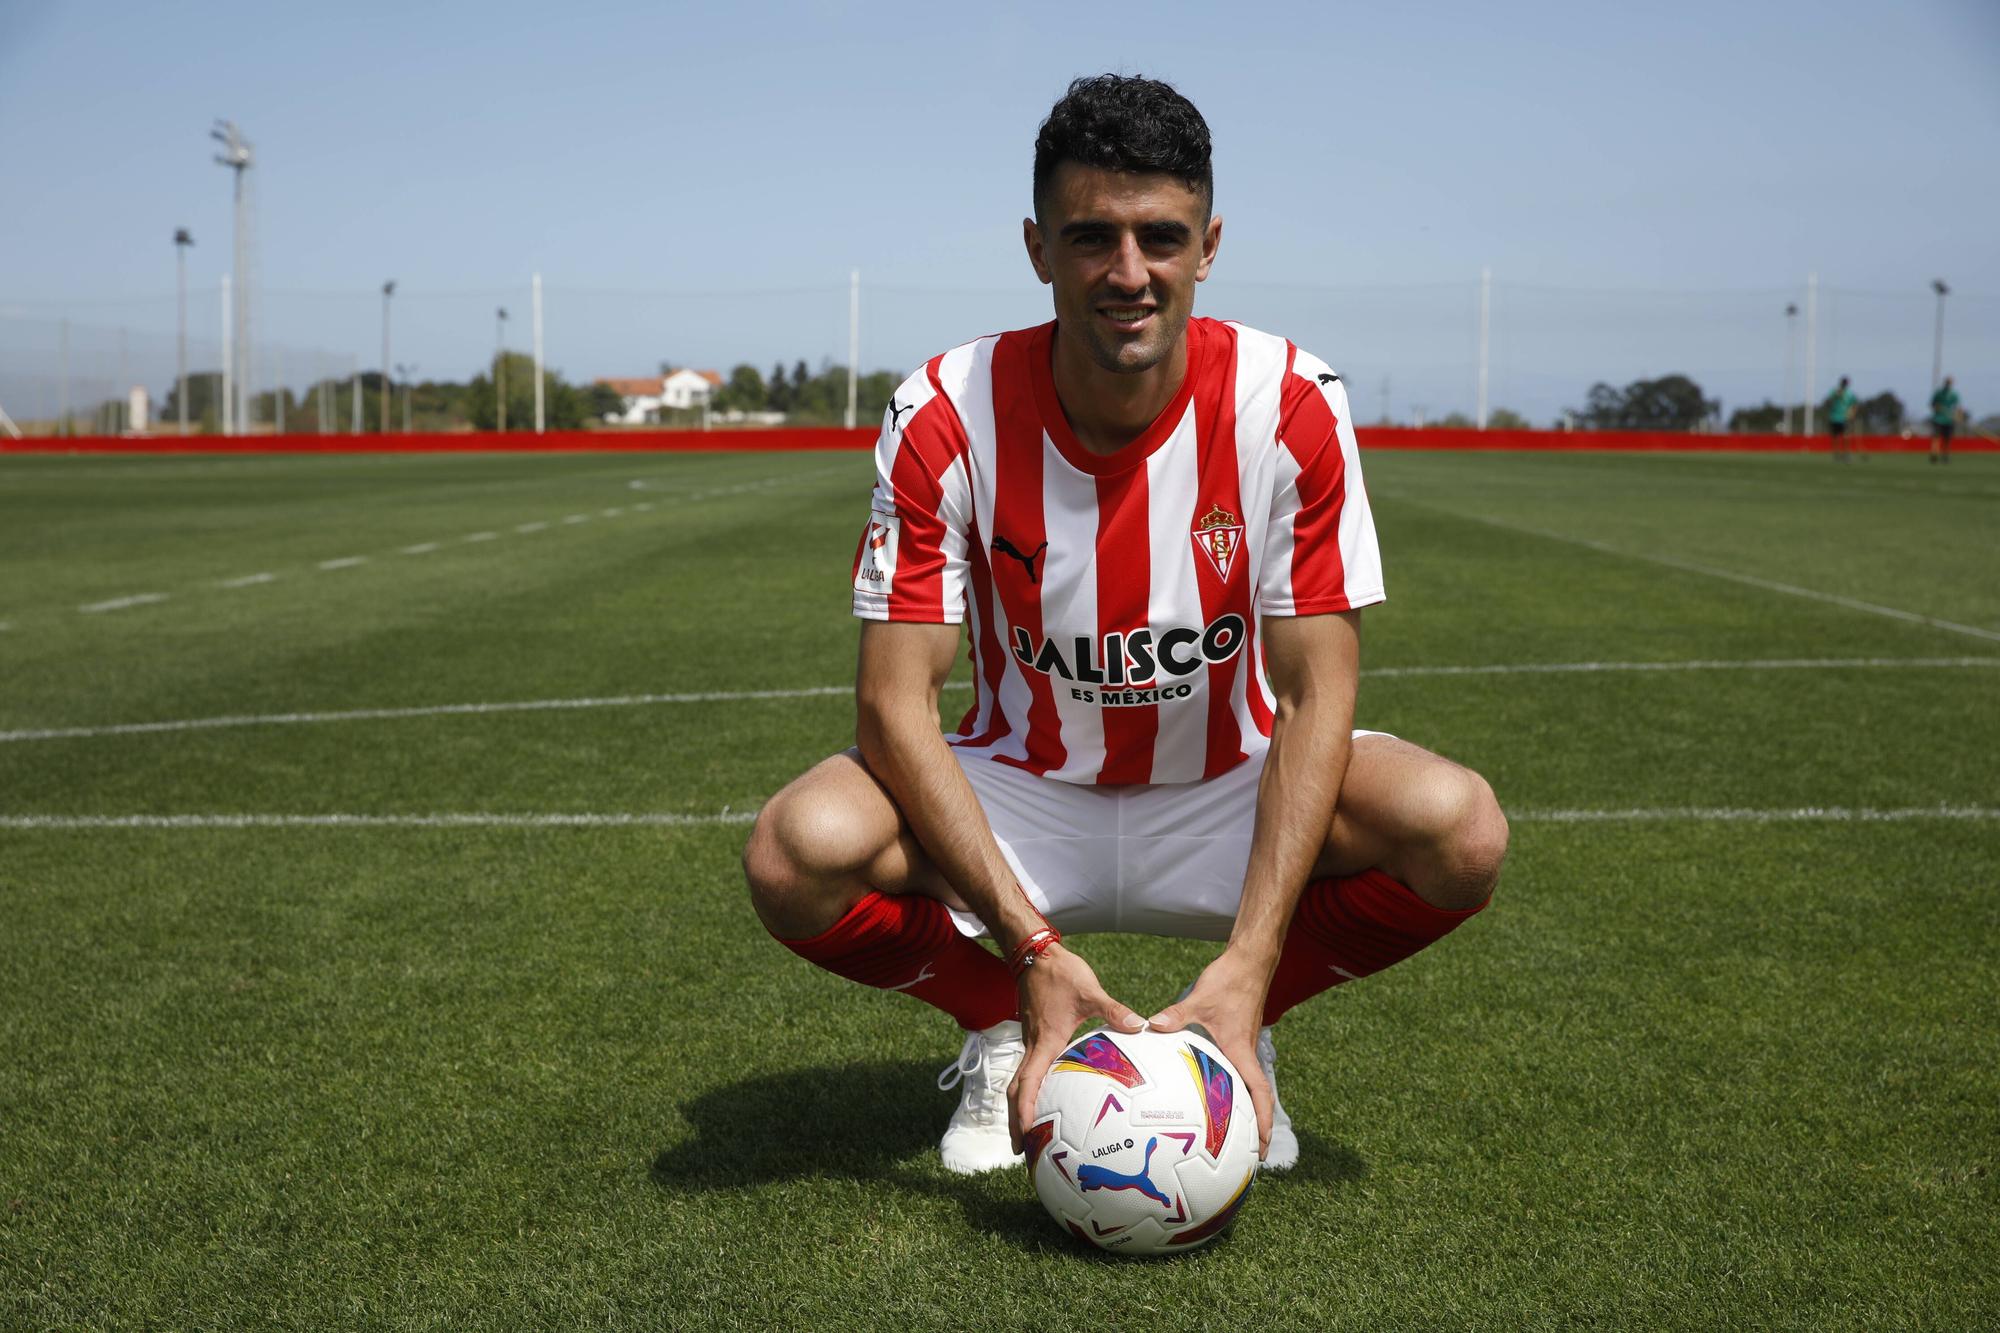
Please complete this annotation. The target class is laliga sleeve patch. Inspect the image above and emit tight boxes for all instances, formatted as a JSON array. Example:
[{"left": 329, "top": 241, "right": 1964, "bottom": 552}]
[{"left": 854, "top": 510, "right": 900, "bottom": 596}]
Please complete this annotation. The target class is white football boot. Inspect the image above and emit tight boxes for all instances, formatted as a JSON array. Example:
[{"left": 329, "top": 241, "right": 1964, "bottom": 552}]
[
  {"left": 937, "top": 1019, "right": 1027, "bottom": 1174},
  {"left": 1256, "top": 1025, "right": 1300, "bottom": 1172}
]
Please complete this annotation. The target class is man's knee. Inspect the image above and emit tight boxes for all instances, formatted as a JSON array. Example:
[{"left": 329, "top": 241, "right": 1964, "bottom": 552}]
[
  {"left": 743, "top": 767, "right": 905, "bottom": 938},
  {"left": 1420, "top": 765, "right": 1509, "bottom": 910}
]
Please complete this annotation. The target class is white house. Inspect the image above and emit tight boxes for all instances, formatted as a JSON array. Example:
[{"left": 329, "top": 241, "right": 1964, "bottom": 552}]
[
  {"left": 596, "top": 369, "right": 723, "bottom": 424},
  {"left": 662, "top": 368, "right": 722, "bottom": 410}
]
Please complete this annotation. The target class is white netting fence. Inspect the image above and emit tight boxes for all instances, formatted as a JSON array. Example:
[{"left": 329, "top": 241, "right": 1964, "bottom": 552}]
[{"left": 3, "top": 277, "right": 1992, "bottom": 436}]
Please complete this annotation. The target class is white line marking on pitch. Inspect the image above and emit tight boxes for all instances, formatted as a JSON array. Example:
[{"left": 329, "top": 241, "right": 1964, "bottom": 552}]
[
  {"left": 317, "top": 556, "right": 367, "bottom": 570},
  {"left": 79, "top": 593, "right": 168, "bottom": 614},
  {"left": 563, "top": 514, "right": 590, "bottom": 524},
  {"left": 1367, "top": 656, "right": 1999, "bottom": 679},
  {"left": 515, "top": 521, "right": 549, "bottom": 533},
  {"left": 633, "top": 502, "right": 653, "bottom": 512},
  {"left": 3, "top": 806, "right": 1993, "bottom": 832},
  {"left": 0, "top": 685, "right": 856, "bottom": 743},
  {"left": 600, "top": 507, "right": 624, "bottom": 517},
  {"left": 463, "top": 531, "right": 499, "bottom": 543},
  {"left": 0, "top": 812, "right": 758, "bottom": 830},
  {"left": 1, "top": 656, "right": 1990, "bottom": 745},
  {"left": 218, "top": 572, "right": 276, "bottom": 588},
  {"left": 1513, "top": 806, "right": 2000, "bottom": 824},
  {"left": 1392, "top": 499, "right": 2000, "bottom": 645},
  {"left": 400, "top": 543, "right": 440, "bottom": 555}
]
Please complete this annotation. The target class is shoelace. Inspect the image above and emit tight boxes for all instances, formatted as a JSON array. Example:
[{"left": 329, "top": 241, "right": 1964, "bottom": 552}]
[
  {"left": 937, "top": 1029, "right": 1021, "bottom": 1125},
  {"left": 937, "top": 1029, "right": 985, "bottom": 1093}
]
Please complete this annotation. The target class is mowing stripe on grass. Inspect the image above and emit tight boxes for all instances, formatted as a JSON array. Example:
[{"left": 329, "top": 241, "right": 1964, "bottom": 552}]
[
  {"left": 1397, "top": 501, "right": 2000, "bottom": 644},
  {"left": 2, "top": 806, "right": 1994, "bottom": 831},
  {"left": 217, "top": 572, "right": 277, "bottom": 588},
  {"left": 2, "top": 656, "right": 1991, "bottom": 745}
]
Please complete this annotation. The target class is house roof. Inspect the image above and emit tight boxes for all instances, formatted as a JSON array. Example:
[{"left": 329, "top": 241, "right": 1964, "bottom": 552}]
[
  {"left": 597, "top": 376, "right": 665, "bottom": 397},
  {"left": 663, "top": 368, "right": 724, "bottom": 387}
]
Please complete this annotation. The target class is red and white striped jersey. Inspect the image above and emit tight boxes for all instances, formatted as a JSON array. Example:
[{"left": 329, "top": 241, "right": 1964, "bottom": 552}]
[{"left": 852, "top": 317, "right": 1383, "bottom": 786}]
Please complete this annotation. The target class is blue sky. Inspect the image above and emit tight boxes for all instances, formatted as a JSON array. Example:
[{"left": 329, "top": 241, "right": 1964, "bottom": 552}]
[{"left": 2, "top": 0, "right": 1995, "bottom": 423}]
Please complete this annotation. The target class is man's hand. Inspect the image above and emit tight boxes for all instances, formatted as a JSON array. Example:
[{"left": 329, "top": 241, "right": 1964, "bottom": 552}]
[
  {"left": 1146, "top": 948, "right": 1275, "bottom": 1160},
  {"left": 1006, "top": 944, "right": 1144, "bottom": 1151}
]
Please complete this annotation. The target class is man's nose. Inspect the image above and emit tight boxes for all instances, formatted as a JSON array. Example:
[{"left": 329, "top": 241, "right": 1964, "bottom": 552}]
[{"left": 1106, "top": 233, "right": 1148, "bottom": 294}]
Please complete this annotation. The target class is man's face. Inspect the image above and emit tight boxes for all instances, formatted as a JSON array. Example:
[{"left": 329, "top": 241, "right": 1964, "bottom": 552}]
[{"left": 1025, "top": 163, "right": 1221, "bottom": 376}]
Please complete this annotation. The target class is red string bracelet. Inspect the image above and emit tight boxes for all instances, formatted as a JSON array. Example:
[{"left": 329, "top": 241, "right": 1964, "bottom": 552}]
[{"left": 1006, "top": 926, "right": 1062, "bottom": 977}]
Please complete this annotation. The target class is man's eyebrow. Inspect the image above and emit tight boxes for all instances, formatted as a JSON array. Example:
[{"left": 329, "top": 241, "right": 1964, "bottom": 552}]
[{"left": 1056, "top": 219, "right": 1194, "bottom": 241}]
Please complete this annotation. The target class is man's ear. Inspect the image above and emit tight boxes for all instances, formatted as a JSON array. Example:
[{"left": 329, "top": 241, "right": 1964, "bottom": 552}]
[
  {"left": 1024, "top": 217, "right": 1053, "bottom": 285},
  {"left": 1195, "top": 213, "right": 1223, "bottom": 283}
]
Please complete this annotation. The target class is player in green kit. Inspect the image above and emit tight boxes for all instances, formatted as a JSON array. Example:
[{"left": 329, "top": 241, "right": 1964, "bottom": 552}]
[
  {"left": 1929, "top": 377, "right": 1960, "bottom": 465},
  {"left": 1826, "top": 376, "right": 1857, "bottom": 462}
]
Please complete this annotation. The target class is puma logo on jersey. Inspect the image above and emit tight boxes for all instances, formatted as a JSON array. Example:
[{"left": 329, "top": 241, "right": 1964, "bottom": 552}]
[
  {"left": 1317, "top": 373, "right": 1340, "bottom": 386},
  {"left": 991, "top": 535, "right": 1048, "bottom": 584},
  {"left": 1011, "top": 614, "right": 1248, "bottom": 686},
  {"left": 887, "top": 397, "right": 915, "bottom": 431}
]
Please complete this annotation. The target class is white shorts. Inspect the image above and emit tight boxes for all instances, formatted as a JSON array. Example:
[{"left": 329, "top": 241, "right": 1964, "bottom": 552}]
[{"left": 947, "top": 731, "right": 1392, "bottom": 942}]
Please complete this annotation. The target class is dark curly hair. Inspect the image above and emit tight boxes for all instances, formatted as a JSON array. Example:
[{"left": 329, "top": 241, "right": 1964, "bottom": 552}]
[{"left": 1033, "top": 74, "right": 1213, "bottom": 220}]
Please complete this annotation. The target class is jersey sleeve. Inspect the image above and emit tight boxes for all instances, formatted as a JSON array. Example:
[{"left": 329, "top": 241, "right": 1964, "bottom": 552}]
[
  {"left": 1259, "top": 350, "right": 1385, "bottom": 617},
  {"left": 851, "top": 359, "right": 973, "bottom": 624}
]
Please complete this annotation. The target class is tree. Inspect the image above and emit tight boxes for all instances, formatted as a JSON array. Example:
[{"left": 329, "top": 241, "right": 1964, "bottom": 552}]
[
  {"left": 767, "top": 362, "right": 792, "bottom": 413},
  {"left": 1573, "top": 374, "right": 1717, "bottom": 431},
  {"left": 1856, "top": 391, "right": 1904, "bottom": 435},
  {"left": 1727, "top": 401, "right": 1789, "bottom": 433},
  {"left": 466, "top": 351, "right": 596, "bottom": 431},
  {"left": 1487, "top": 407, "right": 1532, "bottom": 430},
  {"left": 712, "top": 363, "right": 767, "bottom": 413},
  {"left": 158, "top": 371, "right": 225, "bottom": 432}
]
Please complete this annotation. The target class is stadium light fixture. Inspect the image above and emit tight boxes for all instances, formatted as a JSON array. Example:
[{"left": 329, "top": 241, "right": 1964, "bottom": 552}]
[
  {"left": 174, "top": 228, "right": 194, "bottom": 436},
  {"left": 381, "top": 281, "right": 396, "bottom": 432},
  {"left": 496, "top": 307, "right": 509, "bottom": 433},
  {"left": 1931, "top": 280, "right": 1949, "bottom": 391}
]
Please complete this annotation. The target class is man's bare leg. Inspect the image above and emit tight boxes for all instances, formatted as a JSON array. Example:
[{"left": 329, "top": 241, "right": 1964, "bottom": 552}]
[
  {"left": 1316, "top": 734, "right": 1510, "bottom": 909},
  {"left": 744, "top": 750, "right": 961, "bottom": 940}
]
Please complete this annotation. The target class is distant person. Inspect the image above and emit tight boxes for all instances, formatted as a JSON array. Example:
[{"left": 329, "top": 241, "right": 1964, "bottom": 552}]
[
  {"left": 1826, "top": 376, "right": 1857, "bottom": 462},
  {"left": 1929, "top": 377, "right": 1961, "bottom": 465}
]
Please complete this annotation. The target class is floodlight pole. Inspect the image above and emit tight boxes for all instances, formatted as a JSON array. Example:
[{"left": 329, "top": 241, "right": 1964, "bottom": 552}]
[
  {"left": 211, "top": 120, "right": 253, "bottom": 437},
  {"left": 174, "top": 229, "right": 193, "bottom": 435},
  {"left": 846, "top": 268, "right": 860, "bottom": 429},
  {"left": 58, "top": 318, "right": 70, "bottom": 437},
  {"left": 531, "top": 273, "right": 545, "bottom": 434},
  {"left": 1930, "top": 279, "right": 1949, "bottom": 391},
  {"left": 1476, "top": 266, "right": 1491, "bottom": 430},
  {"left": 380, "top": 281, "right": 395, "bottom": 432},
  {"left": 220, "top": 274, "right": 234, "bottom": 436},
  {"left": 1802, "top": 272, "right": 1817, "bottom": 437},
  {"left": 496, "top": 307, "right": 508, "bottom": 433},
  {"left": 1782, "top": 302, "right": 1798, "bottom": 436}
]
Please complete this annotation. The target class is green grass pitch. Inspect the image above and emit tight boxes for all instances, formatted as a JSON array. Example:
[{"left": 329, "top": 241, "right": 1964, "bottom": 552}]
[{"left": 1, "top": 447, "right": 1995, "bottom": 1330}]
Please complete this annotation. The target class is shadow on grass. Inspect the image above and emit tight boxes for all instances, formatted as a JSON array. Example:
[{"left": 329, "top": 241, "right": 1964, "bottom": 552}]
[{"left": 649, "top": 1059, "right": 1368, "bottom": 1254}]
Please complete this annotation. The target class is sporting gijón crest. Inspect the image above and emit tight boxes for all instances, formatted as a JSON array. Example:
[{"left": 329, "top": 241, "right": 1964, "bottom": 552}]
[{"left": 1191, "top": 504, "right": 1244, "bottom": 582}]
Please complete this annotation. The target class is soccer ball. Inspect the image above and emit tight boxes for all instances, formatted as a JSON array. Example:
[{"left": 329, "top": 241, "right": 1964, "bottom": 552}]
[{"left": 1025, "top": 1027, "right": 1259, "bottom": 1254}]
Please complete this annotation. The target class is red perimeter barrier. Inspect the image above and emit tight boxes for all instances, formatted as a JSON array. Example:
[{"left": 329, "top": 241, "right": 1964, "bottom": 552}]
[{"left": 2, "top": 425, "right": 1988, "bottom": 454}]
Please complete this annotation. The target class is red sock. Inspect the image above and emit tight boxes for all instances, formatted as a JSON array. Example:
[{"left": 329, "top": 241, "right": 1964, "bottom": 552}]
[
  {"left": 1262, "top": 870, "right": 1486, "bottom": 1026},
  {"left": 779, "top": 890, "right": 1018, "bottom": 1031}
]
